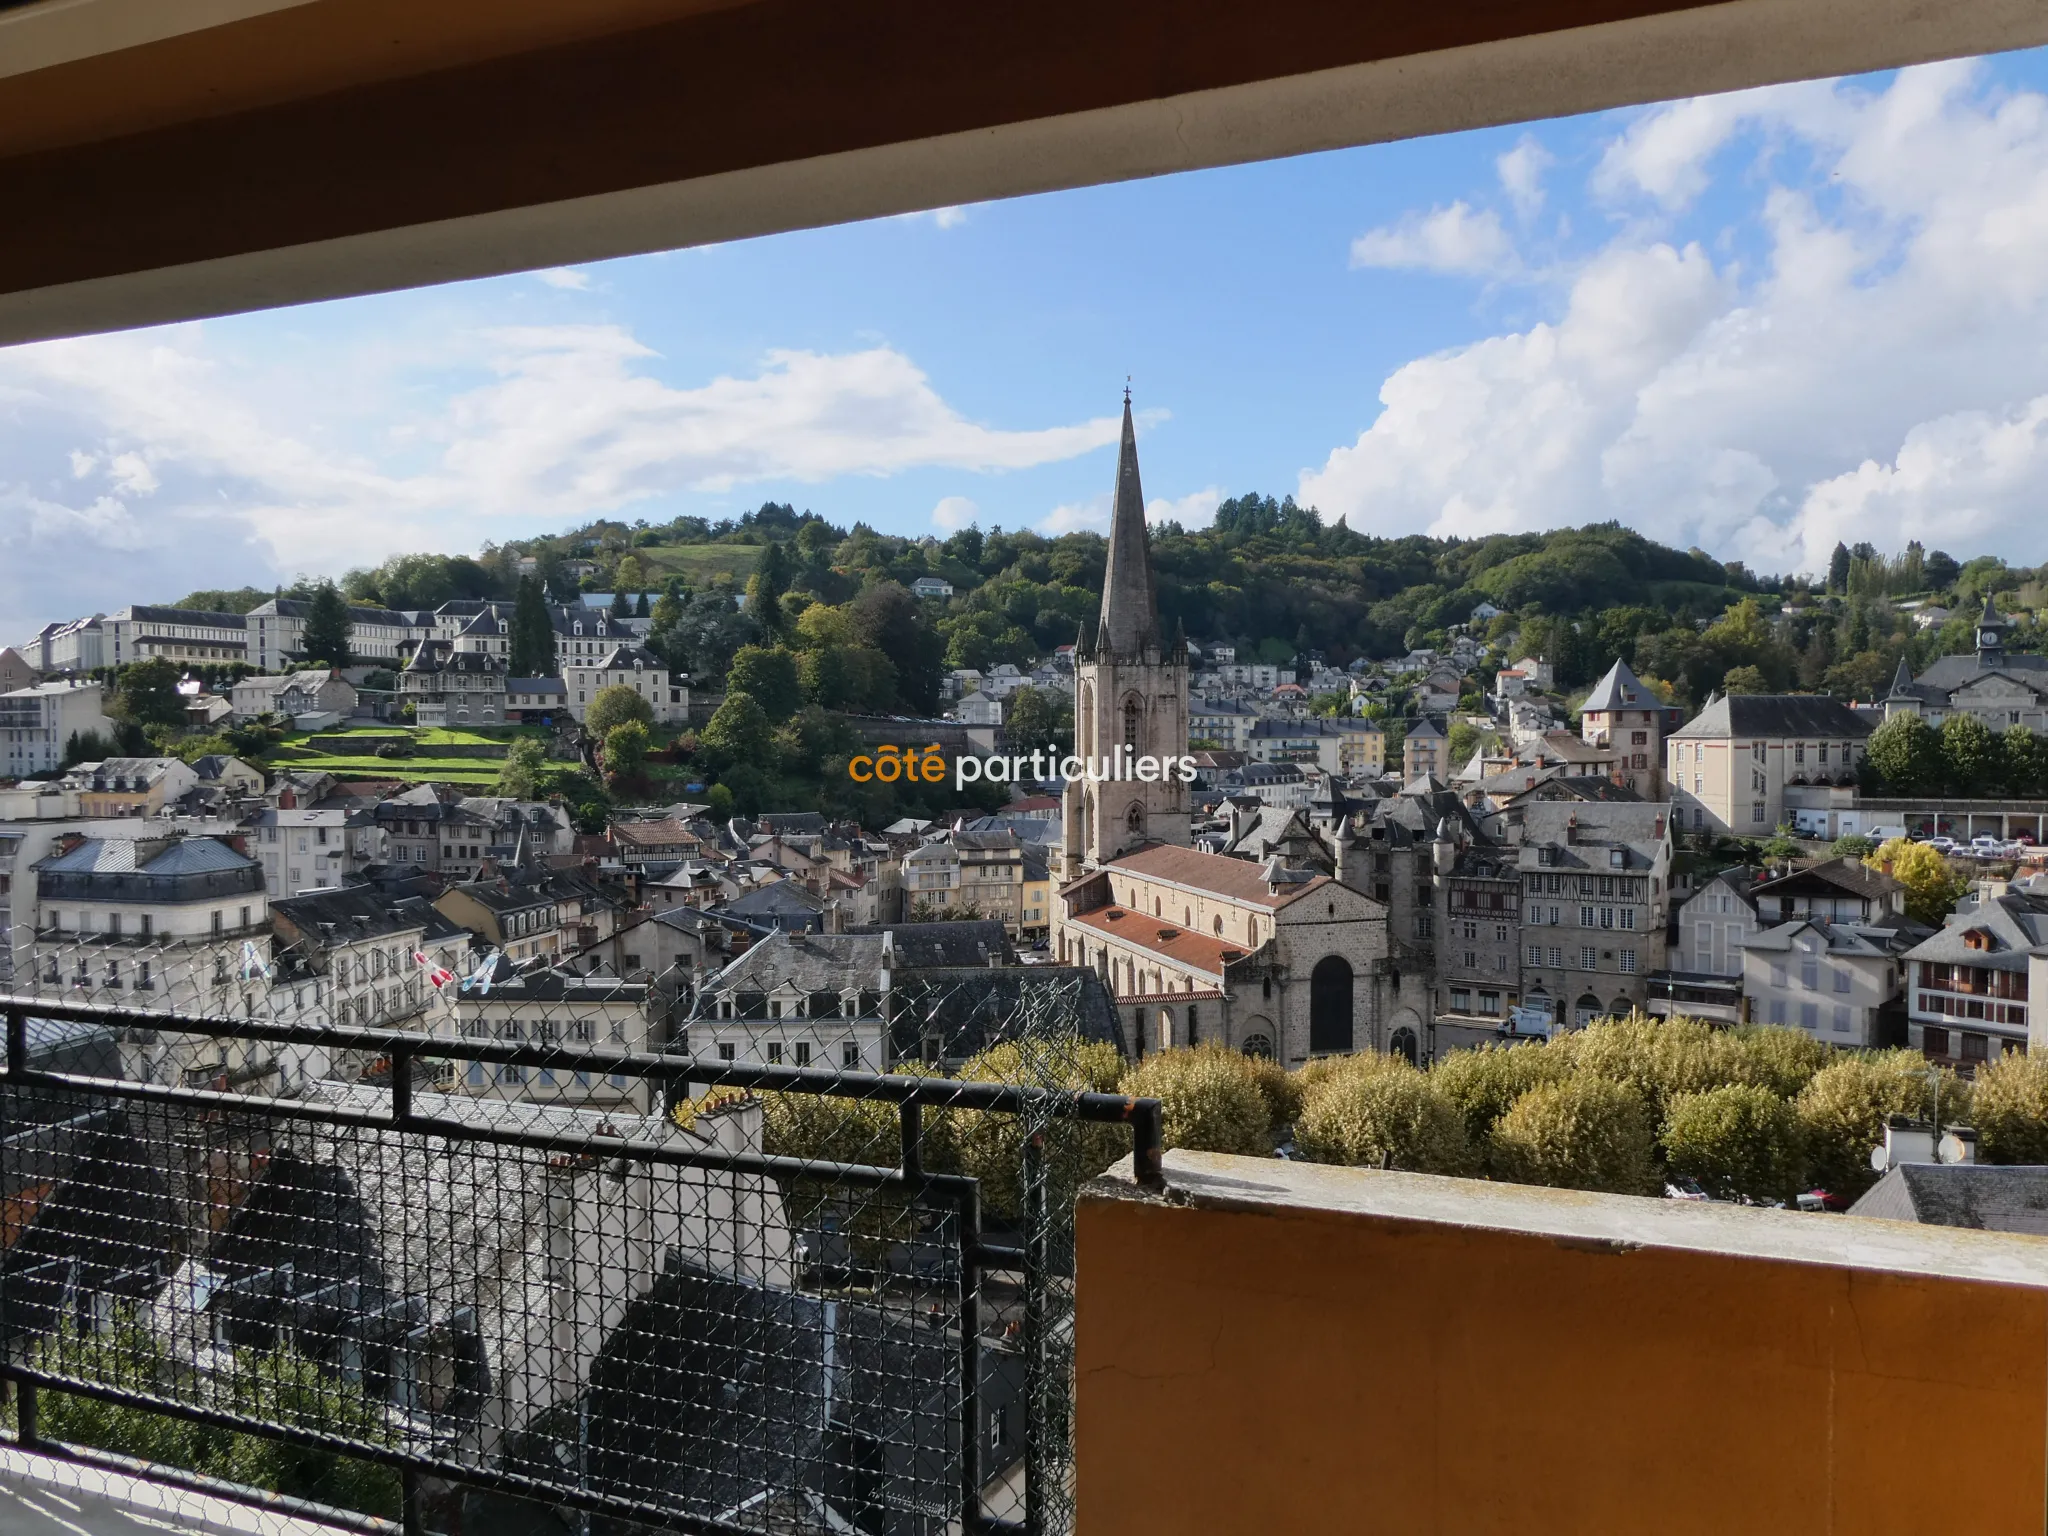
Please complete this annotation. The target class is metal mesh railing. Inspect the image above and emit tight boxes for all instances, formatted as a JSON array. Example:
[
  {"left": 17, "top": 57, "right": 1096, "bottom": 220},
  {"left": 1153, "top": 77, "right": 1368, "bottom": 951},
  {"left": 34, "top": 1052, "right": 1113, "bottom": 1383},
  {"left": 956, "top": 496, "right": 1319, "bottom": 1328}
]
[{"left": 0, "top": 948, "right": 1159, "bottom": 1536}]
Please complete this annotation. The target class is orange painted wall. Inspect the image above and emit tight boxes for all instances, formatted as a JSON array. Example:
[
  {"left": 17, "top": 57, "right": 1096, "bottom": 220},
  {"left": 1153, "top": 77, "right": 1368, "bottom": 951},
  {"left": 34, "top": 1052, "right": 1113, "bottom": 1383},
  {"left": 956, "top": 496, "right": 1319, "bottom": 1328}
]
[{"left": 1076, "top": 1196, "right": 2048, "bottom": 1534}]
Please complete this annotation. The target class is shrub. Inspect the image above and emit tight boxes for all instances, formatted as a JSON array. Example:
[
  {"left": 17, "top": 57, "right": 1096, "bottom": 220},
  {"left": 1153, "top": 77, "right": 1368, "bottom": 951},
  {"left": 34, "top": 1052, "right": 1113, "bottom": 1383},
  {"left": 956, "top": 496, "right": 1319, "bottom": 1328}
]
[
  {"left": 1489, "top": 1076, "right": 1660, "bottom": 1196},
  {"left": 1969, "top": 1053, "right": 2048, "bottom": 1165},
  {"left": 1293, "top": 1063, "right": 1474, "bottom": 1175},
  {"left": 1122, "top": 1045, "right": 1272, "bottom": 1156},
  {"left": 1430, "top": 1042, "right": 1572, "bottom": 1149},
  {"left": 1661, "top": 1084, "right": 1806, "bottom": 1202},
  {"left": 1795, "top": 1053, "right": 1970, "bottom": 1200}
]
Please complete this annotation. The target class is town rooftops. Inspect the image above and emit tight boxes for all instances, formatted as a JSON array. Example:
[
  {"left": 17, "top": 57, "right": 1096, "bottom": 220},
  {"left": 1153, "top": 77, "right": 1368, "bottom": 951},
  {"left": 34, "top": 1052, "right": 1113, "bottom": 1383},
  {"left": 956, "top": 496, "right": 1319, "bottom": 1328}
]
[
  {"left": 1405, "top": 717, "right": 1446, "bottom": 740},
  {"left": 1669, "top": 693, "right": 1873, "bottom": 740},
  {"left": 272, "top": 883, "right": 460, "bottom": 944},
  {"left": 699, "top": 930, "right": 887, "bottom": 997},
  {"left": 1901, "top": 889, "right": 2048, "bottom": 972},
  {"left": 116, "top": 604, "right": 248, "bottom": 627},
  {"left": 1752, "top": 856, "right": 1900, "bottom": 906}
]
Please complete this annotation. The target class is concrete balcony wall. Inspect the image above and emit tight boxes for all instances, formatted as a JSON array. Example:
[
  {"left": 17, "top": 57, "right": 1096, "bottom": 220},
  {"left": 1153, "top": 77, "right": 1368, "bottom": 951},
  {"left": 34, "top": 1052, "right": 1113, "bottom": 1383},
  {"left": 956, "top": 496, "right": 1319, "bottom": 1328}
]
[{"left": 1077, "top": 1153, "right": 2048, "bottom": 1534}]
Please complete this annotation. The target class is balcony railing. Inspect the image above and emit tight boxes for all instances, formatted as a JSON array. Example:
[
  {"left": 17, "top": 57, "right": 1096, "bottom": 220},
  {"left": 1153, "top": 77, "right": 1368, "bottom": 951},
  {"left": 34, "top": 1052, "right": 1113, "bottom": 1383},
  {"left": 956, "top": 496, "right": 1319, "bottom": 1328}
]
[{"left": 0, "top": 989, "right": 1156, "bottom": 1536}]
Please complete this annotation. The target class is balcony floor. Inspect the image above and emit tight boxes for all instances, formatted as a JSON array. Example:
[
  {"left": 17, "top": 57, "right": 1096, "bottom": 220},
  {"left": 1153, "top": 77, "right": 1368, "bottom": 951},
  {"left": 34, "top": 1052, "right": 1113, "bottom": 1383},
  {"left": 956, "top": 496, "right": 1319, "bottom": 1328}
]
[{"left": 0, "top": 1445, "right": 355, "bottom": 1535}]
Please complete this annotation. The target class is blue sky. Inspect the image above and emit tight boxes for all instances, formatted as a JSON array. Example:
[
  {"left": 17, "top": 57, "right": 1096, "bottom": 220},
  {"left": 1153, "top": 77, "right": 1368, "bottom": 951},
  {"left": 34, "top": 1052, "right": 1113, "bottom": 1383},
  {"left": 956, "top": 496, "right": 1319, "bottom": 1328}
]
[{"left": 8, "top": 46, "right": 2048, "bottom": 637}]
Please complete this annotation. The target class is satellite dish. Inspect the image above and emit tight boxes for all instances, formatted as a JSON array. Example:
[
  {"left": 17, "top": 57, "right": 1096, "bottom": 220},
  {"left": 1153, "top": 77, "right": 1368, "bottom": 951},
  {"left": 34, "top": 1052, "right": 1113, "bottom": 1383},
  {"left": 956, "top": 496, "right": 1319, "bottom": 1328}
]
[{"left": 1870, "top": 1143, "right": 1890, "bottom": 1174}]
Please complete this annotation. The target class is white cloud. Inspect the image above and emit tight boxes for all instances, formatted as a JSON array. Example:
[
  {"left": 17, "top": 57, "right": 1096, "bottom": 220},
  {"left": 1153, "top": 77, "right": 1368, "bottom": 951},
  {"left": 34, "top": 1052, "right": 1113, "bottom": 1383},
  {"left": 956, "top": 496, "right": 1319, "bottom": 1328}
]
[
  {"left": 932, "top": 207, "right": 967, "bottom": 229},
  {"left": 1305, "top": 60, "right": 2048, "bottom": 578},
  {"left": 1038, "top": 485, "right": 1222, "bottom": 535},
  {"left": 1350, "top": 201, "right": 1517, "bottom": 276},
  {"left": 0, "top": 328, "right": 1118, "bottom": 637},
  {"left": 931, "top": 494, "right": 979, "bottom": 530},
  {"left": 535, "top": 267, "right": 592, "bottom": 290},
  {"left": 1146, "top": 486, "right": 1223, "bottom": 529},
  {"left": 1496, "top": 136, "right": 1554, "bottom": 220},
  {"left": 1038, "top": 494, "right": 1108, "bottom": 535}
]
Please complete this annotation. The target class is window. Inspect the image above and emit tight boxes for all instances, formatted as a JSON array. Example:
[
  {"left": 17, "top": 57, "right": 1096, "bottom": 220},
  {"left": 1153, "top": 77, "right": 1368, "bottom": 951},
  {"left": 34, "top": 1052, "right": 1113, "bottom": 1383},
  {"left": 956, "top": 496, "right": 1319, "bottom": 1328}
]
[
  {"left": 1962, "top": 1033, "right": 1989, "bottom": 1061},
  {"left": 1833, "top": 1006, "right": 1851, "bottom": 1033},
  {"left": 137, "top": 961, "right": 152, "bottom": 991},
  {"left": 1799, "top": 1002, "right": 1818, "bottom": 1030},
  {"left": 1800, "top": 960, "right": 1819, "bottom": 991},
  {"left": 1832, "top": 967, "right": 1851, "bottom": 994},
  {"left": 1751, "top": 802, "right": 1767, "bottom": 823},
  {"left": 1449, "top": 988, "right": 1471, "bottom": 1012},
  {"left": 1620, "top": 951, "right": 1636, "bottom": 974},
  {"left": 795, "top": 1042, "right": 812, "bottom": 1067},
  {"left": 139, "top": 915, "right": 151, "bottom": 939},
  {"left": 1924, "top": 1026, "right": 1950, "bottom": 1057},
  {"left": 211, "top": 911, "right": 224, "bottom": 936},
  {"left": 1579, "top": 906, "right": 1595, "bottom": 927},
  {"left": 1548, "top": 947, "right": 1562, "bottom": 968},
  {"left": 767, "top": 1042, "right": 784, "bottom": 1064},
  {"left": 1769, "top": 998, "right": 1787, "bottom": 1024},
  {"left": 1580, "top": 946, "right": 1597, "bottom": 970},
  {"left": 717, "top": 1042, "right": 736, "bottom": 1061},
  {"left": 1599, "top": 908, "right": 1614, "bottom": 930},
  {"left": 842, "top": 1040, "right": 860, "bottom": 1069}
]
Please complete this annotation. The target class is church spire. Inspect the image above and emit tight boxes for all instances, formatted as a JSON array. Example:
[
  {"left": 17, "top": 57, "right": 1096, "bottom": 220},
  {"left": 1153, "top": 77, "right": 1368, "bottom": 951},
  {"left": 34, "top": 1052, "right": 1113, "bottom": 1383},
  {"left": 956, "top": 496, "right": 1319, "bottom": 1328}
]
[{"left": 1096, "top": 389, "right": 1160, "bottom": 658}]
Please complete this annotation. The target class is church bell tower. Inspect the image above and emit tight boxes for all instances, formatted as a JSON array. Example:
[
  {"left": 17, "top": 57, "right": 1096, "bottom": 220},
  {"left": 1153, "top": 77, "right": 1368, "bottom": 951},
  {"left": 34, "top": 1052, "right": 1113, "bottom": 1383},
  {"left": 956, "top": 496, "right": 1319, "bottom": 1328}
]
[{"left": 1063, "top": 390, "right": 1190, "bottom": 870}]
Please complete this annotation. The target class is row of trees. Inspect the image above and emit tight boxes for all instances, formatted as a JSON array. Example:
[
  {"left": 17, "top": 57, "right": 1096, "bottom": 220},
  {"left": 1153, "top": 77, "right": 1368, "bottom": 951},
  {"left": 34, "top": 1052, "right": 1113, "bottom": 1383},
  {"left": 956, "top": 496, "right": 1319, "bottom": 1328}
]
[
  {"left": 1865, "top": 711, "right": 2048, "bottom": 798},
  {"left": 726, "top": 1015, "right": 2023, "bottom": 1215}
]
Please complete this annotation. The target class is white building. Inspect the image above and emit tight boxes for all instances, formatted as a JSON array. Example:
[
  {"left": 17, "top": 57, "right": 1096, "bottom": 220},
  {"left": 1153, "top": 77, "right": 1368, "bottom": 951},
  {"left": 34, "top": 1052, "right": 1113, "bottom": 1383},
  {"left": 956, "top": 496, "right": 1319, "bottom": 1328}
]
[
  {"left": 565, "top": 644, "right": 688, "bottom": 725},
  {"left": 246, "top": 596, "right": 423, "bottom": 669},
  {"left": 0, "top": 681, "right": 114, "bottom": 777},
  {"left": 689, "top": 930, "right": 892, "bottom": 1073},
  {"left": 103, "top": 605, "right": 250, "bottom": 668}
]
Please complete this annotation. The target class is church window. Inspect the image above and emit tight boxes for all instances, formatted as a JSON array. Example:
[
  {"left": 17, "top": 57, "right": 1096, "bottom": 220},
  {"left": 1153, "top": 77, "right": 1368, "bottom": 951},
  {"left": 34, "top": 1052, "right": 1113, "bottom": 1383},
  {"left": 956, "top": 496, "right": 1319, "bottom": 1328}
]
[
  {"left": 1126, "top": 803, "right": 1145, "bottom": 837},
  {"left": 1123, "top": 699, "right": 1141, "bottom": 754}
]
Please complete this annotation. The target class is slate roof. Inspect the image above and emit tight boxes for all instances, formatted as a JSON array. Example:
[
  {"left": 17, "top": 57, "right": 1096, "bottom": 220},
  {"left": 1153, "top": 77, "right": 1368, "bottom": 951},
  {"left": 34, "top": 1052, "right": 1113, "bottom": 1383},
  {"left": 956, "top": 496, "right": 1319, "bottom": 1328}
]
[
  {"left": 1513, "top": 802, "right": 1668, "bottom": 873},
  {"left": 1097, "top": 842, "right": 1330, "bottom": 910},
  {"left": 35, "top": 835, "right": 256, "bottom": 876},
  {"left": 1580, "top": 658, "right": 1657, "bottom": 712},
  {"left": 1901, "top": 890, "right": 2048, "bottom": 971},
  {"left": 1849, "top": 1163, "right": 2048, "bottom": 1234},
  {"left": 1669, "top": 694, "right": 1873, "bottom": 740},
  {"left": 849, "top": 920, "right": 1014, "bottom": 969},
  {"left": 887, "top": 965, "right": 1125, "bottom": 1059},
  {"left": 699, "top": 931, "right": 887, "bottom": 996},
  {"left": 1752, "top": 856, "right": 1900, "bottom": 906}
]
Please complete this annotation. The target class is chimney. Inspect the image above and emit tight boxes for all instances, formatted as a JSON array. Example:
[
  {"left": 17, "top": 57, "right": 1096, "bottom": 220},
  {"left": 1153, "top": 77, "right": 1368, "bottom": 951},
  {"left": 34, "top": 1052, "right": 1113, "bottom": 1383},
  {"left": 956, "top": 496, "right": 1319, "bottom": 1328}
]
[{"left": 1566, "top": 813, "right": 1579, "bottom": 845}]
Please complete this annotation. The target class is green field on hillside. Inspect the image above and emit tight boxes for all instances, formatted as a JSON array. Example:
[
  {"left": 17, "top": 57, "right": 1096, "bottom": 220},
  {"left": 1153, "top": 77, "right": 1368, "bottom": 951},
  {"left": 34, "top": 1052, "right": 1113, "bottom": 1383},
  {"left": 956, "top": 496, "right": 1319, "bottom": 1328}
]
[
  {"left": 635, "top": 545, "right": 761, "bottom": 583},
  {"left": 278, "top": 755, "right": 503, "bottom": 783}
]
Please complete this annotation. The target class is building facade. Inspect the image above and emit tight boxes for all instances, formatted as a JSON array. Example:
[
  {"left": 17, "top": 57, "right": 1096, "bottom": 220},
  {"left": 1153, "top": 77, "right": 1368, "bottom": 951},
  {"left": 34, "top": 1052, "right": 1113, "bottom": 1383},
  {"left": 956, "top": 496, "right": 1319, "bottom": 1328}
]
[
  {"left": 0, "top": 681, "right": 113, "bottom": 778},
  {"left": 1666, "top": 694, "right": 1873, "bottom": 835}
]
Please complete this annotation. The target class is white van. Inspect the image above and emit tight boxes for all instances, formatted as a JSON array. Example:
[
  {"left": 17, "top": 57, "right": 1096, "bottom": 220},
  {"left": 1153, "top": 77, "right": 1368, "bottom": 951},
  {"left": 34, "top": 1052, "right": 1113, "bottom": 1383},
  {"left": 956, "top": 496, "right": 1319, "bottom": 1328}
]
[{"left": 1864, "top": 825, "right": 1908, "bottom": 844}]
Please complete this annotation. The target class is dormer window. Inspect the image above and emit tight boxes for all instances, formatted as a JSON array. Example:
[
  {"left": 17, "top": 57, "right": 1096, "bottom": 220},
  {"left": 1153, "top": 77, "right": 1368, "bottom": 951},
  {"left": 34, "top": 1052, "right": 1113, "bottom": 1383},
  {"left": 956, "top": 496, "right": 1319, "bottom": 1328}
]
[
  {"left": 1609, "top": 850, "right": 1625, "bottom": 868},
  {"left": 573, "top": 622, "right": 584, "bottom": 636}
]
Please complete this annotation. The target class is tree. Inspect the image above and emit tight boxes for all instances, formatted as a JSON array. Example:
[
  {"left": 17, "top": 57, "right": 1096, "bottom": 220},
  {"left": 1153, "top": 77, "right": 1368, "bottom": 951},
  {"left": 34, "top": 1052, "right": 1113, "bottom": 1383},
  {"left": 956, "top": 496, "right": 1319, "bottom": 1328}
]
[
  {"left": 585, "top": 683, "right": 655, "bottom": 738},
  {"left": 951, "top": 1037, "right": 1128, "bottom": 1220},
  {"left": 603, "top": 719, "right": 651, "bottom": 789},
  {"left": 2003, "top": 725, "right": 2048, "bottom": 798},
  {"left": 495, "top": 735, "right": 549, "bottom": 799},
  {"left": 851, "top": 581, "right": 943, "bottom": 714},
  {"left": 649, "top": 586, "right": 683, "bottom": 632},
  {"left": 1428, "top": 1042, "right": 1571, "bottom": 1151},
  {"left": 110, "top": 658, "right": 187, "bottom": 729},
  {"left": 614, "top": 553, "right": 647, "bottom": 595},
  {"left": 1445, "top": 720, "right": 1499, "bottom": 766},
  {"left": 697, "top": 692, "right": 775, "bottom": 772},
  {"left": 1866, "top": 838, "right": 1968, "bottom": 926},
  {"left": 1003, "top": 686, "right": 1073, "bottom": 758},
  {"left": 1829, "top": 834, "right": 1878, "bottom": 859},
  {"left": 1797, "top": 1053, "right": 1969, "bottom": 1200},
  {"left": 1293, "top": 1060, "right": 1474, "bottom": 1175},
  {"left": 1864, "top": 714, "right": 1942, "bottom": 795},
  {"left": 1120, "top": 1046, "right": 1273, "bottom": 1156},
  {"left": 1488, "top": 1076, "right": 1660, "bottom": 1195},
  {"left": 1759, "top": 825, "right": 1804, "bottom": 864},
  {"left": 610, "top": 587, "right": 631, "bottom": 618},
  {"left": 1661, "top": 1084, "right": 1805, "bottom": 1202},
  {"left": 634, "top": 591, "right": 651, "bottom": 618},
  {"left": 1827, "top": 541, "right": 1852, "bottom": 594},
  {"left": 1970, "top": 1053, "right": 2048, "bottom": 1164},
  {"left": 726, "top": 645, "right": 804, "bottom": 722},
  {"left": 747, "top": 541, "right": 792, "bottom": 636},
  {"left": 509, "top": 576, "right": 555, "bottom": 678},
  {"left": 1720, "top": 664, "right": 1768, "bottom": 695},
  {"left": 1725, "top": 1024, "right": 1833, "bottom": 1099},
  {"left": 299, "top": 582, "right": 353, "bottom": 666},
  {"left": 1939, "top": 712, "right": 2002, "bottom": 796}
]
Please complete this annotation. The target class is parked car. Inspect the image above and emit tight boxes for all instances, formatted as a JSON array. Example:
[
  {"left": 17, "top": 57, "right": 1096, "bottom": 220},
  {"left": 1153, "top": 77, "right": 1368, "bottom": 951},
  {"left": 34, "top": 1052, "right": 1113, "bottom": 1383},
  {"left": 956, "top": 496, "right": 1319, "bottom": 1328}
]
[
  {"left": 1923, "top": 836, "right": 1958, "bottom": 854},
  {"left": 1969, "top": 835, "right": 2006, "bottom": 859}
]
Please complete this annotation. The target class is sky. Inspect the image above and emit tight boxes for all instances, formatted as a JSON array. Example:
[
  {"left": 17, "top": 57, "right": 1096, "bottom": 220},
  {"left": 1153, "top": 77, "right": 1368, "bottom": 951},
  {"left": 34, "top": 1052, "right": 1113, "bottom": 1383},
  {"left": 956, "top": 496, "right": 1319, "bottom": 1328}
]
[{"left": 7, "top": 47, "right": 2048, "bottom": 638}]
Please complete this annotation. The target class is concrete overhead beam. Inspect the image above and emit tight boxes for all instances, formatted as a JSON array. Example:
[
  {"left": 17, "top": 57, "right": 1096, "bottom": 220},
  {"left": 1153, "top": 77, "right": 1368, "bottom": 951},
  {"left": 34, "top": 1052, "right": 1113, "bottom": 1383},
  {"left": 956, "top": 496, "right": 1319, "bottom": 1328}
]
[{"left": 0, "top": 0, "right": 2045, "bottom": 344}]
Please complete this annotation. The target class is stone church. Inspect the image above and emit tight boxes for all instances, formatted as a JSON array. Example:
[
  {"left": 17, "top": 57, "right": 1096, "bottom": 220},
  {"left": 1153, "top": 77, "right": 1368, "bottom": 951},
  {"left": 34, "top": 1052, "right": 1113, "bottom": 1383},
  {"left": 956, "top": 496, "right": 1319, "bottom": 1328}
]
[{"left": 1052, "top": 393, "right": 1393, "bottom": 1065}]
